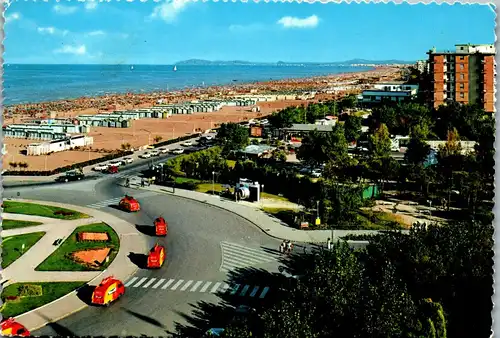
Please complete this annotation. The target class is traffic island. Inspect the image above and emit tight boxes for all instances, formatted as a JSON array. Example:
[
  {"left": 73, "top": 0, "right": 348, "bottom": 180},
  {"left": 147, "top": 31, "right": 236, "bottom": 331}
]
[
  {"left": 35, "top": 223, "right": 120, "bottom": 271},
  {"left": 0, "top": 282, "right": 86, "bottom": 318},
  {"left": 2, "top": 220, "right": 43, "bottom": 231},
  {"left": 2, "top": 201, "right": 89, "bottom": 220},
  {"left": 2, "top": 232, "right": 46, "bottom": 269}
]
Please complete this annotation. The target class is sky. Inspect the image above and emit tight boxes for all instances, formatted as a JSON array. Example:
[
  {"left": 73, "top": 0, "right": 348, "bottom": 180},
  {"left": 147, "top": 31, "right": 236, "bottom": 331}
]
[{"left": 4, "top": 1, "right": 496, "bottom": 65}]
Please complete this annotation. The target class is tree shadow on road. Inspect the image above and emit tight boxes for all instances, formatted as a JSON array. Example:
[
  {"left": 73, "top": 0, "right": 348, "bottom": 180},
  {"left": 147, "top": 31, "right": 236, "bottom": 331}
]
[
  {"left": 121, "top": 307, "right": 167, "bottom": 330},
  {"left": 128, "top": 252, "right": 148, "bottom": 269},
  {"left": 36, "top": 312, "right": 76, "bottom": 336},
  {"left": 169, "top": 252, "right": 308, "bottom": 337}
]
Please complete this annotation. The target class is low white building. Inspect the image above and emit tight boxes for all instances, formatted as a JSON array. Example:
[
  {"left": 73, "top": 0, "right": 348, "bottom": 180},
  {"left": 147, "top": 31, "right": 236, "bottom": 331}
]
[
  {"left": 358, "top": 81, "right": 419, "bottom": 104},
  {"left": 26, "top": 135, "right": 94, "bottom": 156}
]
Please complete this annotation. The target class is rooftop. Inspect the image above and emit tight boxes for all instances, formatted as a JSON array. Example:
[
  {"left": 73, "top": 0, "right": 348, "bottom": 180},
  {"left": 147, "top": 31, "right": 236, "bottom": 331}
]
[
  {"left": 240, "top": 144, "right": 276, "bottom": 155},
  {"left": 283, "top": 124, "right": 334, "bottom": 132}
]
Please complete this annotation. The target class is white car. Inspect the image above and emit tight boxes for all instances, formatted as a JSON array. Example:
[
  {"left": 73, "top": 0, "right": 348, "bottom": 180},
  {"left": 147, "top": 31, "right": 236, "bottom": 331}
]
[
  {"left": 122, "top": 157, "right": 134, "bottom": 164},
  {"left": 150, "top": 150, "right": 160, "bottom": 157},
  {"left": 139, "top": 152, "right": 151, "bottom": 159},
  {"left": 109, "top": 160, "right": 122, "bottom": 167},
  {"left": 182, "top": 141, "right": 193, "bottom": 147},
  {"left": 203, "top": 135, "right": 213, "bottom": 140},
  {"left": 311, "top": 169, "right": 322, "bottom": 178},
  {"left": 172, "top": 148, "right": 184, "bottom": 154},
  {"left": 93, "top": 163, "right": 109, "bottom": 171},
  {"left": 159, "top": 148, "right": 169, "bottom": 154}
]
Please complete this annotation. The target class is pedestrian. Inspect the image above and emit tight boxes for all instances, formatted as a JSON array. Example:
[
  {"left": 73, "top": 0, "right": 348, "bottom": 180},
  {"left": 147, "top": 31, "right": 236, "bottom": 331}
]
[
  {"left": 287, "top": 240, "right": 293, "bottom": 254},
  {"left": 280, "top": 240, "right": 286, "bottom": 254},
  {"left": 327, "top": 238, "right": 332, "bottom": 250}
]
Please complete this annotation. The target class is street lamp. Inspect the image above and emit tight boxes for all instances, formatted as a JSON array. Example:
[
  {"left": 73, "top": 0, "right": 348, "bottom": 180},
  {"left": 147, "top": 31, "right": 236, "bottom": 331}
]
[
  {"left": 261, "top": 184, "right": 264, "bottom": 206},
  {"left": 212, "top": 171, "right": 215, "bottom": 195}
]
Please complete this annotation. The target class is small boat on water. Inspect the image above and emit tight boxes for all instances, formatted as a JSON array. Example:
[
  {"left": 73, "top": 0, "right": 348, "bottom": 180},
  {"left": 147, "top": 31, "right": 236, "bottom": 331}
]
[
  {"left": 173, "top": 65, "right": 177, "bottom": 72},
  {"left": 130, "top": 65, "right": 134, "bottom": 70}
]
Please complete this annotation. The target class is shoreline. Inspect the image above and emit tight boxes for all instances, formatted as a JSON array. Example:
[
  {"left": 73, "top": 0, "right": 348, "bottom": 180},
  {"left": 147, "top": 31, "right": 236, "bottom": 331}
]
[{"left": 5, "top": 66, "right": 403, "bottom": 117}]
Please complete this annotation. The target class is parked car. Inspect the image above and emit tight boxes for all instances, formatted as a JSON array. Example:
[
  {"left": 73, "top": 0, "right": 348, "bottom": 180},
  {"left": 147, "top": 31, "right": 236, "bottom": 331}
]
[
  {"left": 109, "top": 160, "right": 122, "bottom": 167},
  {"left": 159, "top": 148, "right": 169, "bottom": 154},
  {"left": 150, "top": 150, "right": 160, "bottom": 157},
  {"left": 139, "top": 152, "right": 151, "bottom": 159},
  {"left": 172, "top": 148, "right": 184, "bottom": 154},
  {"left": 182, "top": 141, "right": 193, "bottom": 147},
  {"left": 122, "top": 157, "right": 134, "bottom": 164},
  {"left": 311, "top": 169, "right": 322, "bottom": 178},
  {"left": 108, "top": 166, "right": 119, "bottom": 174},
  {"left": 93, "top": 163, "right": 109, "bottom": 171},
  {"left": 56, "top": 170, "right": 85, "bottom": 182}
]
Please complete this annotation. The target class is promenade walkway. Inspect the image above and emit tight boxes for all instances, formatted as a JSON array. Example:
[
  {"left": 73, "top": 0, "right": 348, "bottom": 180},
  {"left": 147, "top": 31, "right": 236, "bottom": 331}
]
[
  {"left": 1, "top": 199, "right": 149, "bottom": 332},
  {"left": 137, "top": 184, "right": 409, "bottom": 243}
]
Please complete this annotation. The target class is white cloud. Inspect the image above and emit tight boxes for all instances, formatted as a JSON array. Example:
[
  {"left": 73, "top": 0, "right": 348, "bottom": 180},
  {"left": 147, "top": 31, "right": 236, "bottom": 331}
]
[
  {"left": 150, "top": 0, "right": 190, "bottom": 23},
  {"left": 277, "top": 15, "right": 319, "bottom": 29},
  {"left": 54, "top": 44, "right": 87, "bottom": 55},
  {"left": 87, "top": 30, "right": 105, "bottom": 36},
  {"left": 85, "top": 1, "right": 98, "bottom": 10},
  {"left": 37, "top": 26, "right": 69, "bottom": 36},
  {"left": 5, "top": 12, "right": 20, "bottom": 24},
  {"left": 53, "top": 4, "right": 78, "bottom": 15}
]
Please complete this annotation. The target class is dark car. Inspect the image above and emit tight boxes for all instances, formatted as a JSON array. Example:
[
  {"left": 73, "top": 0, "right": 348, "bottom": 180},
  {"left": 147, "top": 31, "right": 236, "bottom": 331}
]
[{"left": 56, "top": 170, "right": 84, "bottom": 183}]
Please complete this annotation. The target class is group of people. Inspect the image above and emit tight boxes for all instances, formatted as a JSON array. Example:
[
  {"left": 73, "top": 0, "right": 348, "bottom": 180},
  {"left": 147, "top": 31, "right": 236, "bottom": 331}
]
[{"left": 279, "top": 240, "right": 294, "bottom": 255}]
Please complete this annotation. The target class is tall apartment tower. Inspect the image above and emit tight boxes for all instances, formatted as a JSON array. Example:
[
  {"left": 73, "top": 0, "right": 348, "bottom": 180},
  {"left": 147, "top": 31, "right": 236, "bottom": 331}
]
[{"left": 427, "top": 44, "right": 495, "bottom": 113}]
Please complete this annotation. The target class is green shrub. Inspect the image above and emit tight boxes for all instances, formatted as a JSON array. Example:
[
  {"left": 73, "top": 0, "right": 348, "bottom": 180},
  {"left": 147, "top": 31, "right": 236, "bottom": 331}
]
[{"left": 18, "top": 284, "right": 43, "bottom": 297}]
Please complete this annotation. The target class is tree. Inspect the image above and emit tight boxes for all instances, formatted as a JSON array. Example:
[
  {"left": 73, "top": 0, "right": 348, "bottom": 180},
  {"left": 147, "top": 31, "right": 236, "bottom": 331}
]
[
  {"left": 216, "top": 123, "right": 250, "bottom": 154},
  {"left": 405, "top": 124, "right": 431, "bottom": 165},
  {"left": 121, "top": 142, "right": 132, "bottom": 151},
  {"left": 153, "top": 135, "right": 163, "bottom": 143},
  {"left": 9, "top": 162, "right": 18, "bottom": 171},
  {"left": 344, "top": 115, "right": 362, "bottom": 143},
  {"left": 271, "top": 149, "right": 287, "bottom": 162},
  {"left": 368, "top": 123, "right": 392, "bottom": 158}
]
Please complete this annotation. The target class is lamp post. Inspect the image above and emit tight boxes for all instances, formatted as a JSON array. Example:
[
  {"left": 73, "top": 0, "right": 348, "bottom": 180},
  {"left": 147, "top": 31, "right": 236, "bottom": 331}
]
[
  {"left": 212, "top": 171, "right": 215, "bottom": 195},
  {"left": 261, "top": 184, "right": 264, "bottom": 206}
]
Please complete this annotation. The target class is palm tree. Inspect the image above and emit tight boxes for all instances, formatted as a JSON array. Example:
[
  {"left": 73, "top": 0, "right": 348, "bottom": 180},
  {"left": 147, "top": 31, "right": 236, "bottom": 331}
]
[
  {"left": 9, "top": 162, "right": 18, "bottom": 171},
  {"left": 121, "top": 143, "right": 132, "bottom": 151},
  {"left": 154, "top": 135, "right": 163, "bottom": 143}
]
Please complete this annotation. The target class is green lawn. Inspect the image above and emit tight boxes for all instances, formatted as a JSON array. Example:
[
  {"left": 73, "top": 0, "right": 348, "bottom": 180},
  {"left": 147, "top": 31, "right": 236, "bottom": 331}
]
[
  {"left": 195, "top": 182, "right": 290, "bottom": 201},
  {"left": 1, "top": 282, "right": 85, "bottom": 318},
  {"left": 3, "top": 201, "right": 89, "bottom": 220},
  {"left": 36, "top": 223, "right": 120, "bottom": 271},
  {"left": 2, "top": 232, "right": 46, "bottom": 268},
  {"left": 2, "top": 219, "right": 43, "bottom": 230}
]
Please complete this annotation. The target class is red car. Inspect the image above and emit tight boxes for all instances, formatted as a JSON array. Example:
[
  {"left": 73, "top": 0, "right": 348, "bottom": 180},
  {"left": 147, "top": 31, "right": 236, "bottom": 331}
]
[
  {"left": 154, "top": 217, "right": 168, "bottom": 236},
  {"left": 91, "top": 276, "right": 125, "bottom": 306},
  {"left": 147, "top": 244, "right": 166, "bottom": 269},
  {"left": 108, "top": 166, "right": 119, "bottom": 174},
  {"left": 1, "top": 318, "right": 30, "bottom": 337}
]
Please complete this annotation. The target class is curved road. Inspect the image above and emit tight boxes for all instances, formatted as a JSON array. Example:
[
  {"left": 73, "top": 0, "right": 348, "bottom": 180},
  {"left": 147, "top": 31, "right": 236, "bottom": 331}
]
[{"left": 4, "top": 176, "right": 284, "bottom": 336}]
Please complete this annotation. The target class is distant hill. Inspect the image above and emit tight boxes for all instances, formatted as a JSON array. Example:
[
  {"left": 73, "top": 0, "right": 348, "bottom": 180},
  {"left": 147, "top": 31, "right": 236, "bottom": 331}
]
[{"left": 176, "top": 59, "right": 415, "bottom": 66}]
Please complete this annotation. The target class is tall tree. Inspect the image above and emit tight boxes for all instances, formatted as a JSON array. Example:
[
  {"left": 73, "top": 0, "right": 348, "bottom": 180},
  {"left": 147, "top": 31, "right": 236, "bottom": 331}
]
[
  {"left": 216, "top": 122, "right": 250, "bottom": 154},
  {"left": 344, "top": 115, "right": 363, "bottom": 143},
  {"left": 405, "top": 124, "right": 431, "bottom": 165}
]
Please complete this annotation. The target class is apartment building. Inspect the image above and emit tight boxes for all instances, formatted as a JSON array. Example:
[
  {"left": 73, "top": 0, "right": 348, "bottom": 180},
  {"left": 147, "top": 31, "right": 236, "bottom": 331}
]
[{"left": 427, "top": 43, "right": 495, "bottom": 113}]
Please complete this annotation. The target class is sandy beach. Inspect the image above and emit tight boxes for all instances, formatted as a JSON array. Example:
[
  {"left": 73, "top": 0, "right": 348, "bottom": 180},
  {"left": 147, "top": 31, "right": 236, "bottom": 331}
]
[{"left": 3, "top": 66, "right": 403, "bottom": 172}]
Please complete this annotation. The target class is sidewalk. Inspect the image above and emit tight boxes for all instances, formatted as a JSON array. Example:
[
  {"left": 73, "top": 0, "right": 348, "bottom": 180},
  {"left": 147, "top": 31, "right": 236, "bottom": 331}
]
[
  {"left": 2, "top": 199, "right": 149, "bottom": 332},
  {"left": 137, "top": 184, "right": 409, "bottom": 243}
]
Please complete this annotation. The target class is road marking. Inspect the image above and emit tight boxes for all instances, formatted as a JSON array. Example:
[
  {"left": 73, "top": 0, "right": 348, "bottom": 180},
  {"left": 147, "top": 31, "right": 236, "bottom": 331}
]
[
  {"left": 133, "top": 277, "right": 148, "bottom": 288},
  {"left": 249, "top": 286, "right": 260, "bottom": 297},
  {"left": 190, "top": 281, "right": 203, "bottom": 292},
  {"left": 210, "top": 282, "right": 222, "bottom": 293},
  {"left": 230, "top": 284, "right": 240, "bottom": 295},
  {"left": 200, "top": 281, "right": 212, "bottom": 292},
  {"left": 143, "top": 278, "right": 156, "bottom": 288},
  {"left": 180, "top": 280, "right": 193, "bottom": 291},
  {"left": 124, "top": 277, "right": 138, "bottom": 287},
  {"left": 239, "top": 285, "right": 250, "bottom": 296},
  {"left": 259, "top": 286, "right": 269, "bottom": 299},
  {"left": 152, "top": 279, "right": 165, "bottom": 289},
  {"left": 161, "top": 279, "right": 175, "bottom": 290},
  {"left": 170, "top": 279, "right": 184, "bottom": 290}
]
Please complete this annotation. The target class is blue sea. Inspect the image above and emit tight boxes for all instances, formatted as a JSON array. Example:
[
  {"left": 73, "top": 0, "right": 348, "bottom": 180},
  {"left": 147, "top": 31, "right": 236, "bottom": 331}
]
[{"left": 3, "top": 64, "right": 373, "bottom": 105}]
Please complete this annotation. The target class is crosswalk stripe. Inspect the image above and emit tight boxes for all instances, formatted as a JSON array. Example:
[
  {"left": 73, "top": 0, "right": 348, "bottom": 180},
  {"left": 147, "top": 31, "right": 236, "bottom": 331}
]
[
  {"left": 259, "top": 286, "right": 269, "bottom": 299},
  {"left": 222, "top": 247, "right": 275, "bottom": 265},
  {"left": 161, "top": 279, "right": 175, "bottom": 289},
  {"left": 152, "top": 279, "right": 165, "bottom": 289},
  {"left": 221, "top": 243, "right": 279, "bottom": 261},
  {"left": 249, "top": 286, "right": 260, "bottom": 297},
  {"left": 124, "top": 277, "right": 138, "bottom": 287},
  {"left": 190, "top": 281, "right": 203, "bottom": 292},
  {"left": 143, "top": 278, "right": 156, "bottom": 288},
  {"left": 222, "top": 255, "right": 263, "bottom": 268},
  {"left": 170, "top": 279, "right": 184, "bottom": 290},
  {"left": 210, "top": 282, "right": 222, "bottom": 293},
  {"left": 230, "top": 284, "right": 240, "bottom": 295},
  {"left": 180, "top": 280, "right": 193, "bottom": 291},
  {"left": 239, "top": 285, "right": 250, "bottom": 296},
  {"left": 133, "top": 277, "right": 148, "bottom": 287},
  {"left": 200, "top": 281, "right": 212, "bottom": 292}
]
